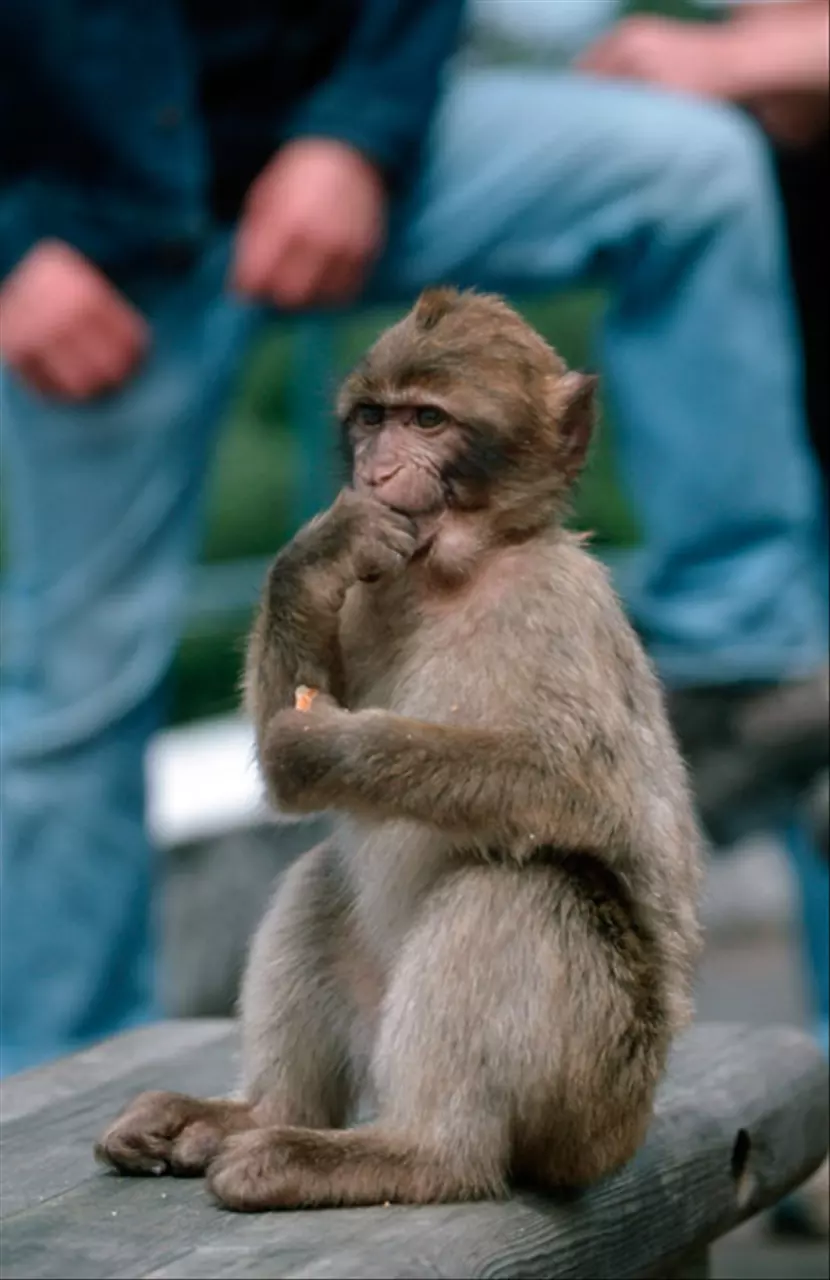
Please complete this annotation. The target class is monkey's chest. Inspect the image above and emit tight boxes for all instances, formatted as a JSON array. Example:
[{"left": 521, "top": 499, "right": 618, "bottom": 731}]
[
  {"left": 336, "top": 816, "right": 457, "bottom": 966},
  {"left": 344, "top": 613, "right": 519, "bottom": 723}
]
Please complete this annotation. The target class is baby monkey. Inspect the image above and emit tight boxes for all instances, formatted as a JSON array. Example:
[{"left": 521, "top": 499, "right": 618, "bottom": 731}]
[{"left": 96, "top": 288, "right": 703, "bottom": 1211}]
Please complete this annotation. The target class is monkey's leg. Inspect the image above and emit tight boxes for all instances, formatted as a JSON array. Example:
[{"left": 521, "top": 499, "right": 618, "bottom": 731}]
[
  {"left": 206, "top": 865, "right": 531, "bottom": 1212},
  {"left": 239, "top": 840, "right": 373, "bottom": 1127},
  {"left": 209, "top": 860, "right": 668, "bottom": 1210},
  {"left": 206, "top": 1118, "right": 502, "bottom": 1211},
  {"left": 96, "top": 842, "right": 366, "bottom": 1178}
]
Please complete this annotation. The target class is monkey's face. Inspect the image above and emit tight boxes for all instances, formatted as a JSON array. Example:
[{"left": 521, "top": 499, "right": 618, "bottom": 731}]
[
  {"left": 337, "top": 288, "right": 598, "bottom": 538},
  {"left": 343, "top": 400, "right": 479, "bottom": 520}
]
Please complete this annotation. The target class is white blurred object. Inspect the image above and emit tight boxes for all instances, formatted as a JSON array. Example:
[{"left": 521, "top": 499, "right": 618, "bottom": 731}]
[
  {"left": 700, "top": 834, "right": 796, "bottom": 935},
  {"left": 146, "top": 714, "right": 267, "bottom": 849}
]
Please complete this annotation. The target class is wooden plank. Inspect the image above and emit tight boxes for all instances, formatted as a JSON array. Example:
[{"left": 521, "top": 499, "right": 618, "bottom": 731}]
[
  {"left": 0, "top": 1024, "right": 238, "bottom": 1219},
  {"left": 0, "top": 1022, "right": 826, "bottom": 1280},
  {"left": 0, "top": 1020, "right": 234, "bottom": 1125},
  {"left": 667, "top": 1251, "right": 711, "bottom": 1280}
]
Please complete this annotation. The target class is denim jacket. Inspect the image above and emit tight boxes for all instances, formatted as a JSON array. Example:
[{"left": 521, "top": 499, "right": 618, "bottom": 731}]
[{"left": 0, "top": 0, "right": 465, "bottom": 281}]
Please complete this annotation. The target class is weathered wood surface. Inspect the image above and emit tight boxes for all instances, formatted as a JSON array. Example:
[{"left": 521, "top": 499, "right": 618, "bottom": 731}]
[{"left": 1, "top": 1021, "right": 827, "bottom": 1280}]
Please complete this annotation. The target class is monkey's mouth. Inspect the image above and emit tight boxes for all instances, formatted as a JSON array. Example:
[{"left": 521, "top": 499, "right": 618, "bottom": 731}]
[
  {"left": 384, "top": 503, "right": 445, "bottom": 558},
  {"left": 372, "top": 490, "right": 445, "bottom": 555},
  {"left": 388, "top": 497, "right": 446, "bottom": 521}
]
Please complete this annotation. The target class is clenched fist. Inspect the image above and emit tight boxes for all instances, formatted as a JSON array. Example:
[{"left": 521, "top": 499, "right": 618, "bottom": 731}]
[
  {"left": 578, "top": 9, "right": 830, "bottom": 148},
  {"left": 230, "top": 139, "right": 387, "bottom": 311},
  {"left": 0, "top": 241, "right": 149, "bottom": 400},
  {"left": 578, "top": 16, "right": 741, "bottom": 100},
  {"left": 332, "top": 489, "right": 420, "bottom": 585}
]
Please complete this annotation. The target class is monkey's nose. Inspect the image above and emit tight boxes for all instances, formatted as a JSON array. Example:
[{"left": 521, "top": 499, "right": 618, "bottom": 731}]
[{"left": 369, "top": 464, "right": 403, "bottom": 487}]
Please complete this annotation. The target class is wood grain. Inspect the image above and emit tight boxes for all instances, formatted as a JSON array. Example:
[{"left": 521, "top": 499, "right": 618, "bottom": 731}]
[{"left": 1, "top": 1021, "right": 826, "bottom": 1280}]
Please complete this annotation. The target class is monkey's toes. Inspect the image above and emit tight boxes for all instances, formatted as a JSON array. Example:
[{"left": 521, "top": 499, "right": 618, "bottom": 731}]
[
  {"left": 94, "top": 1090, "right": 217, "bottom": 1177},
  {"left": 167, "top": 1119, "right": 228, "bottom": 1174},
  {"left": 207, "top": 1131, "right": 296, "bottom": 1212}
]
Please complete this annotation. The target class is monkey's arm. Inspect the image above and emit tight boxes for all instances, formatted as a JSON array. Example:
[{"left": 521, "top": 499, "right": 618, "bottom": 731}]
[
  {"left": 244, "top": 530, "right": 349, "bottom": 726},
  {"left": 245, "top": 492, "right": 418, "bottom": 745},
  {"left": 262, "top": 707, "right": 617, "bottom": 850}
]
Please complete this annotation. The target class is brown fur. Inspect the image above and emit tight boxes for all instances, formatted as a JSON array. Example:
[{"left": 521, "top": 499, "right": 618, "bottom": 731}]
[
  {"left": 96, "top": 288, "right": 703, "bottom": 1211},
  {"left": 94, "top": 1093, "right": 255, "bottom": 1176}
]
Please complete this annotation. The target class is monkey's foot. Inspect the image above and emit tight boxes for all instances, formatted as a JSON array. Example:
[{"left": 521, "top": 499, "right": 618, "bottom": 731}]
[
  {"left": 207, "top": 1127, "right": 324, "bottom": 1210},
  {"left": 207, "top": 1125, "right": 498, "bottom": 1211},
  {"left": 95, "top": 1091, "right": 254, "bottom": 1177}
]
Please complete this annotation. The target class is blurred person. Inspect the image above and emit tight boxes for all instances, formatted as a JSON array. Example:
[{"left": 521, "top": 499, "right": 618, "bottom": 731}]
[
  {"left": 0, "top": 0, "right": 826, "bottom": 1106},
  {"left": 578, "top": 0, "right": 829, "bottom": 1235},
  {"left": 579, "top": 0, "right": 829, "bottom": 482}
]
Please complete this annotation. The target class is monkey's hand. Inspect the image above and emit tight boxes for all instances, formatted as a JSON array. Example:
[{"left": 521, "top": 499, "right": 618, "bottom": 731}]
[
  {"left": 262, "top": 701, "right": 354, "bottom": 814},
  {"left": 265, "top": 490, "right": 417, "bottom": 620},
  {"left": 320, "top": 488, "right": 419, "bottom": 587}
]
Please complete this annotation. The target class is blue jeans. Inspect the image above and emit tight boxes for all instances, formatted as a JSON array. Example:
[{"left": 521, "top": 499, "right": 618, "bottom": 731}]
[{"left": 1, "top": 70, "right": 827, "bottom": 1075}]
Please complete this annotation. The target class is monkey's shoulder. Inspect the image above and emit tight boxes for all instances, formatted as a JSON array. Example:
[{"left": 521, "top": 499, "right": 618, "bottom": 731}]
[
  {"left": 538, "top": 531, "right": 621, "bottom": 597},
  {"left": 490, "top": 535, "right": 644, "bottom": 658},
  {"left": 533, "top": 537, "right": 659, "bottom": 675}
]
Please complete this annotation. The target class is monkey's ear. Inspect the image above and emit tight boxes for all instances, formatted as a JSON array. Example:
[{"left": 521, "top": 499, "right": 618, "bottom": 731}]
[{"left": 553, "top": 372, "right": 599, "bottom": 481}]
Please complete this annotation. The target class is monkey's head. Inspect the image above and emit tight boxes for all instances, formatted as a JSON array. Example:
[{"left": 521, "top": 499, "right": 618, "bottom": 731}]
[{"left": 337, "top": 287, "right": 598, "bottom": 545}]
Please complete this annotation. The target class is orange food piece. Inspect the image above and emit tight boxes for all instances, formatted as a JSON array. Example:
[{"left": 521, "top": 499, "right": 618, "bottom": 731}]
[{"left": 295, "top": 685, "right": 319, "bottom": 713}]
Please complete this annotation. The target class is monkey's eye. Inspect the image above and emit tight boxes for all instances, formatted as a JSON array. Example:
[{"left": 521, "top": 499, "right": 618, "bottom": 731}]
[
  {"left": 415, "top": 406, "right": 447, "bottom": 430},
  {"left": 354, "top": 403, "right": 384, "bottom": 427}
]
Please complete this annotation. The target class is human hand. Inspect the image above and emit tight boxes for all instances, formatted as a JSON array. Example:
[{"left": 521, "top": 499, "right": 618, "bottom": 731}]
[
  {"left": 0, "top": 240, "right": 149, "bottom": 400},
  {"left": 578, "top": 16, "right": 742, "bottom": 100},
  {"left": 230, "top": 139, "right": 387, "bottom": 310}
]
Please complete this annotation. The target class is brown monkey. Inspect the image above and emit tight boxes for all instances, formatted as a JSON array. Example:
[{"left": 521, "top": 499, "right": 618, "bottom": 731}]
[{"left": 96, "top": 288, "right": 703, "bottom": 1210}]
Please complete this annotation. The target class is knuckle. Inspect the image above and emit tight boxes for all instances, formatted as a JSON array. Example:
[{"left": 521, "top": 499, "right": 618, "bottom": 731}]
[
  {"left": 170, "top": 1122, "right": 221, "bottom": 1174},
  {"left": 93, "top": 1140, "right": 116, "bottom": 1167}
]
